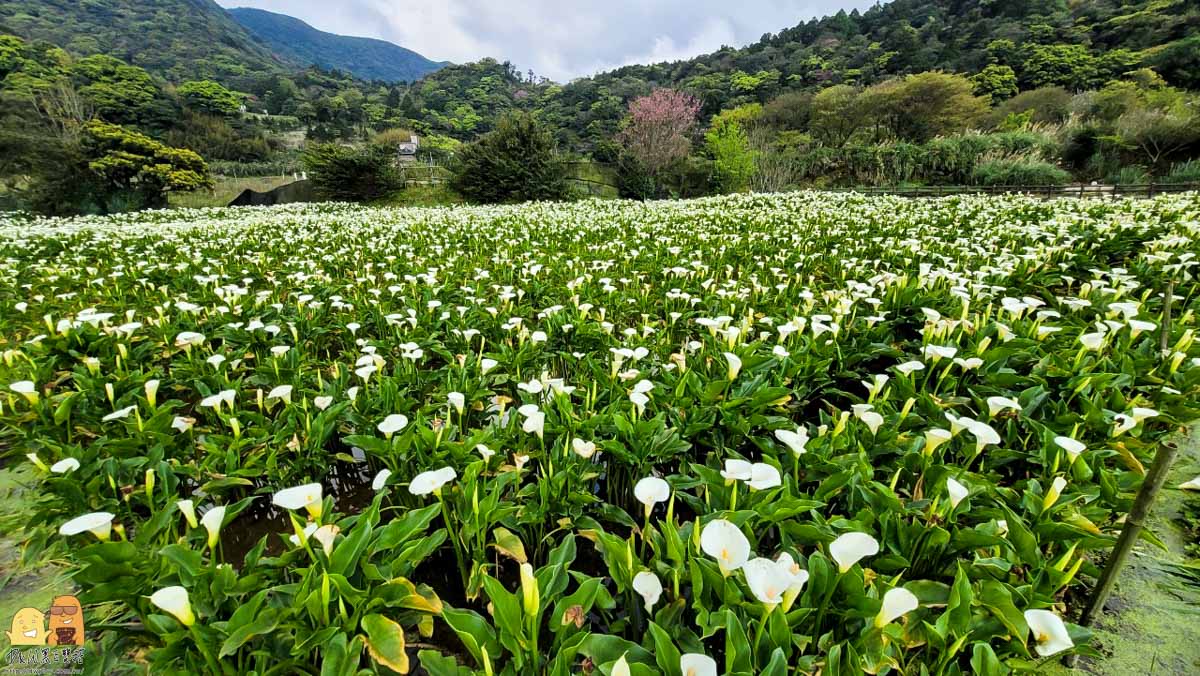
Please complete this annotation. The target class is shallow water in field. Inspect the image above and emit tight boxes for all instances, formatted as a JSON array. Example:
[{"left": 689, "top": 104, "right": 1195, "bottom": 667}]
[{"left": 1048, "top": 424, "right": 1200, "bottom": 675}]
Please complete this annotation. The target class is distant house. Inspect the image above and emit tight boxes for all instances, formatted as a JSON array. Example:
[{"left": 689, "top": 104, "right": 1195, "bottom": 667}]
[{"left": 397, "top": 135, "right": 420, "bottom": 163}]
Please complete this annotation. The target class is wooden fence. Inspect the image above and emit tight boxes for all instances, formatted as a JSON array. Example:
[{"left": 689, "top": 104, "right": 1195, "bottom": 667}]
[
  {"left": 400, "top": 164, "right": 451, "bottom": 187},
  {"left": 831, "top": 183, "right": 1200, "bottom": 199},
  {"left": 397, "top": 161, "right": 622, "bottom": 197},
  {"left": 397, "top": 159, "right": 1197, "bottom": 201}
]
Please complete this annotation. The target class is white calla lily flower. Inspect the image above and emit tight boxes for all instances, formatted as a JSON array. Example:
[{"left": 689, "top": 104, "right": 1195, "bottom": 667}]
[
  {"left": 720, "top": 459, "right": 753, "bottom": 482},
  {"left": 947, "top": 478, "right": 969, "bottom": 508},
  {"left": 572, "top": 438, "right": 598, "bottom": 459},
  {"left": 875, "top": 587, "right": 920, "bottom": 627},
  {"left": 176, "top": 500, "right": 198, "bottom": 529},
  {"left": 829, "top": 532, "right": 879, "bottom": 573},
  {"left": 747, "top": 463, "right": 782, "bottom": 491},
  {"left": 60, "top": 512, "right": 115, "bottom": 541},
  {"left": 774, "top": 427, "right": 809, "bottom": 456},
  {"left": 372, "top": 469, "right": 392, "bottom": 490},
  {"left": 150, "top": 586, "right": 196, "bottom": 626},
  {"left": 377, "top": 414, "right": 408, "bottom": 438},
  {"left": 1025, "top": 609, "right": 1074, "bottom": 656},
  {"left": 700, "top": 519, "right": 751, "bottom": 573},
  {"left": 410, "top": 467, "right": 457, "bottom": 496},
  {"left": 50, "top": 458, "right": 80, "bottom": 474},
  {"left": 200, "top": 506, "right": 226, "bottom": 549},
  {"left": 313, "top": 524, "right": 340, "bottom": 556},
  {"left": 633, "top": 476, "right": 670, "bottom": 514},
  {"left": 632, "top": 571, "right": 663, "bottom": 613},
  {"left": 743, "top": 557, "right": 793, "bottom": 608},
  {"left": 273, "top": 483, "right": 324, "bottom": 518},
  {"left": 680, "top": 653, "right": 718, "bottom": 676},
  {"left": 1054, "top": 436, "right": 1086, "bottom": 463}
]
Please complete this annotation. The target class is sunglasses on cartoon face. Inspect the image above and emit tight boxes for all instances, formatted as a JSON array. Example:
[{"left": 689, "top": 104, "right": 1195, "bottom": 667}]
[{"left": 50, "top": 606, "right": 79, "bottom": 616}]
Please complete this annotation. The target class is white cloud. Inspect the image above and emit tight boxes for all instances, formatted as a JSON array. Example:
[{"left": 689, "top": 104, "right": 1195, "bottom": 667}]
[{"left": 218, "top": 1, "right": 877, "bottom": 81}]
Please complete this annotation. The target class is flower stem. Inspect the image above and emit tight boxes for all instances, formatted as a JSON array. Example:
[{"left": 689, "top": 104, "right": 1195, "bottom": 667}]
[{"left": 189, "top": 624, "right": 222, "bottom": 675}]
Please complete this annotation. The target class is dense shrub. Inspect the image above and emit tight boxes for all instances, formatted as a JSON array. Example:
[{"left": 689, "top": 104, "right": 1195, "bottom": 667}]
[
  {"left": 787, "top": 132, "right": 1061, "bottom": 187},
  {"left": 209, "top": 159, "right": 301, "bottom": 178},
  {"left": 21, "top": 121, "right": 211, "bottom": 215},
  {"left": 450, "top": 113, "right": 573, "bottom": 204},
  {"left": 302, "top": 143, "right": 403, "bottom": 202},
  {"left": 165, "top": 113, "right": 274, "bottom": 163},
  {"left": 706, "top": 119, "right": 756, "bottom": 193},
  {"left": 1105, "top": 166, "right": 1152, "bottom": 185},
  {"left": 1164, "top": 159, "right": 1200, "bottom": 184},
  {"left": 614, "top": 152, "right": 657, "bottom": 200},
  {"left": 990, "top": 87, "right": 1074, "bottom": 126},
  {"left": 971, "top": 159, "right": 1071, "bottom": 186}
]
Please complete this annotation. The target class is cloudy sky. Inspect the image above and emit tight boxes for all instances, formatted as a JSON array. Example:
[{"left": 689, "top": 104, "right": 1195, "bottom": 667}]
[{"left": 216, "top": 1, "right": 878, "bottom": 82}]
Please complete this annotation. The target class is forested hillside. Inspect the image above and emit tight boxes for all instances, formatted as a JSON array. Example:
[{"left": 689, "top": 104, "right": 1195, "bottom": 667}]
[
  {"left": 229, "top": 8, "right": 448, "bottom": 83},
  {"left": 441, "top": 0, "right": 1200, "bottom": 147},
  {"left": 0, "top": 0, "right": 284, "bottom": 84},
  {"left": 2, "top": 0, "right": 1199, "bottom": 213}
]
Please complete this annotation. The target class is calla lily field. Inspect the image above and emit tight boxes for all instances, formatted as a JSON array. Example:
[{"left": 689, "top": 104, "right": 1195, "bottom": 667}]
[{"left": 1, "top": 191, "right": 1199, "bottom": 674}]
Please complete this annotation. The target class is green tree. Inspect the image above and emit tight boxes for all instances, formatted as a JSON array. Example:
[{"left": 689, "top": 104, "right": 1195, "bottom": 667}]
[
  {"left": 1021, "top": 44, "right": 1099, "bottom": 91},
  {"left": 21, "top": 121, "right": 210, "bottom": 214},
  {"left": 760, "top": 91, "right": 813, "bottom": 131},
  {"left": 809, "top": 85, "right": 864, "bottom": 147},
  {"left": 302, "top": 143, "right": 403, "bottom": 202},
  {"left": 705, "top": 118, "right": 756, "bottom": 193},
  {"left": 451, "top": 113, "right": 571, "bottom": 204},
  {"left": 971, "top": 64, "right": 1018, "bottom": 102},
  {"left": 991, "top": 87, "right": 1074, "bottom": 126},
  {"left": 865, "top": 73, "right": 988, "bottom": 143},
  {"left": 1114, "top": 106, "right": 1200, "bottom": 171},
  {"left": 71, "top": 55, "right": 173, "bottom": 129},
  {"left": 1150, "top": 36, "right": 1200, "bottom": 90},
  {"left": 177, "top": 80, "right": 242, "bottom": 117},
  {"left": 80, "top": 121, "right": 211, "bottom": 209},
  {"left": 986, "top": 39, "right": 1019, "bottom": 67}
]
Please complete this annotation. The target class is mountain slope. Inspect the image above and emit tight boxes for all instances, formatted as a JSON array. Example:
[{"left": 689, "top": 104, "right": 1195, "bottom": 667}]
[
  {"left": 402, "top": 0, "right": 1200, "bottom": 144},
  {"left": 0, "top": 0, "right": 285, "bottom": 83},
  {"left": 229, "top": 7, "right": 447, "bottom": 83}
]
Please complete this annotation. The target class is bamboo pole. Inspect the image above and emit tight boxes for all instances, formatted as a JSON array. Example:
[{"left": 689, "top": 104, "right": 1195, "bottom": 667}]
[
  {"left": 1078, "top": 279, "right": 1179, "bottom": 628},
  {"left": 1078, "top": 438, "right": 1180, "bottom": 627}
]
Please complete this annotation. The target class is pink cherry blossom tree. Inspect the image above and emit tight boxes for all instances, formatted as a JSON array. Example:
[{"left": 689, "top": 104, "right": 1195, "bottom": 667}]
[{"left": 619, "top": 89, "right": 702, "bottom": 175}]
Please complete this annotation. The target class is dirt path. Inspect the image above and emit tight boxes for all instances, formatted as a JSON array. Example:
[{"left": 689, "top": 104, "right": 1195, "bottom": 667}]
[{"left": 0, "top": 465, "right": 68, "bottom": 642}]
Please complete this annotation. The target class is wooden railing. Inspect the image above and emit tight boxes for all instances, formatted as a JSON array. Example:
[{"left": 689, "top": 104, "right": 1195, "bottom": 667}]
[{"left": 831, "top": 183, "right": 1200, "bottom": 199}]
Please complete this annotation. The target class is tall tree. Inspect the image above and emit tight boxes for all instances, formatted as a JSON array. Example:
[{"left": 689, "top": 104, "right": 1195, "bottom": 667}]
[{"left": 619, "top": 89, "right": 702, "bottom": 175}]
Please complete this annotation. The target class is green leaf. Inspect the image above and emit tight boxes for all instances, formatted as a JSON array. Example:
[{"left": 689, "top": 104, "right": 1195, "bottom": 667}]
[
  {"left": 492, "top": 526, "right": 528, "bottom": 563},
  {"left": 647, "top": 621, "right": 683, "bottom": 676},
  {"left": 441, "top": 607, "right": 499, "bottom": 667},
  {"left": 361, "top": 613, "right": 410, "bottom": 674},
  {"left": 480, "top": 575, "right": 524, "bottom": 638},
  {"left": 418, "top": 649, "right": 475, "bottom": 676},
  {"left": 725, "top": 610, "right": 752, "bottom": 674},
  {"left": 218, "top": 608, "right": 281, "bottom": 657},
  {"left": 978, "top": 580, "right": 1028, "bottom": 643},
  {"left": 999, "top": 505, "right": 1041, "bottom": 566},
  {"left": 331, "top": 515, "right": 374, "bottom": 575},
  {"left": 577, "top": 634, "right": 654, "bottom": 667},
  {"left": 761, "top": 648, "right": 788, "bottom": 676},
  {"left": 970, "top": 642, "right": 1006, "bottom": 675},
  {"left": 320, "top": 633, "right": 363, "bottom": 676}
]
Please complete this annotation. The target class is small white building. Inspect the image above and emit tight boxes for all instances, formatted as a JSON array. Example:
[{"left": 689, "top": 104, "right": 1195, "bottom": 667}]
[{"left": 398, "top": 135, "right": 421, "bottom": 163}]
